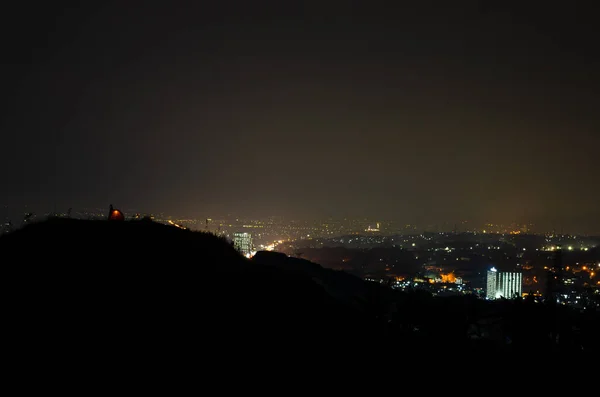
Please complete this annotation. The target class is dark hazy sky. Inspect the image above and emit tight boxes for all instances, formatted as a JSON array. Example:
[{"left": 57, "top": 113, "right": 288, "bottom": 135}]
[{"left": 1, "top": 1, "right": 599, "bottom": 232}]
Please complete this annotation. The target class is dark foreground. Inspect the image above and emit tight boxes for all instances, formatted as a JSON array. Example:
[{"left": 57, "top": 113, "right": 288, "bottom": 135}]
[{"left": 2, "top": 218, "right": 598, "bottom": 373}]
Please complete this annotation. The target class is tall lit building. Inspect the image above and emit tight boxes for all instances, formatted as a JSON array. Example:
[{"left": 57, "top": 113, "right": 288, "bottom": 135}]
[
  {"left": 486, "top": 268, "right": 497, "bottom": 299},
  {"left": 486, "top": 267, "right": 522, "bottom": 299},
  {"left": 233, "top": 232, "right": 254, "bottom": 258}
]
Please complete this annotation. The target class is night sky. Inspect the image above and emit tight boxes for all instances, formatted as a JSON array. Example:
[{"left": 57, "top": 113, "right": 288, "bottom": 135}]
[{"left": 1, "top": 2, "right": 599, "bottom": 232}]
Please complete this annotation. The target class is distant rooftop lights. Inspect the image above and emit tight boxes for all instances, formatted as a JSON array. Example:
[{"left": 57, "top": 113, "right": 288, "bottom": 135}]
[{"left": 490, "top": 267, "right": 497, "bottom": 272}]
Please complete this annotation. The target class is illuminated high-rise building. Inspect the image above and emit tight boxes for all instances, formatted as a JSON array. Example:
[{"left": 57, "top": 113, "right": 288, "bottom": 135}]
[
  {"left": 233, "top": 232, "right": 254, "bottom": 258},
  {"left": 486, "top": 268, "right": 498, "bottom": 299},
  {"left": 486, "top": 267, "right": 522, "bottom": 299}
]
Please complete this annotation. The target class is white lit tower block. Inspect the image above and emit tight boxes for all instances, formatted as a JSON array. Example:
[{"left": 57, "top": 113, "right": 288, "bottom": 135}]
[
  {"left": 233, "top": 232, "right": 254, "bottom": 258},
  {"left": 487, "top": 267, "right": 523, "bottom": 299},
  {"left": 486, "top": 268, "right": 498, "bottom": 299},
  {"left": 497, "top": 272, "right": 522, "bottom": 298}
]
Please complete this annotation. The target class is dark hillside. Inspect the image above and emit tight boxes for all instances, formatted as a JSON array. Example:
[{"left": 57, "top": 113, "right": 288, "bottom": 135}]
[
  {"left": 1, "top": 218, "right": 375, "bottom": 365},
  {"left": 2, "top": 218, "right": 598, "bottom": 370}
]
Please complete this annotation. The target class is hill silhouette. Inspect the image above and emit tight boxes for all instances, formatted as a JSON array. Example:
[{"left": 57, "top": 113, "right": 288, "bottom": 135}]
[
  {"left": 1, "top": 218, "right": 383, "bottom": 367},
  {"left": 2, "top": 217, "right": 598, "bottom": 373}
]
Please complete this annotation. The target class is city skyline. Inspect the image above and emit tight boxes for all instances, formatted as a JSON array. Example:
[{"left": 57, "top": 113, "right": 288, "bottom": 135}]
[
  {"left": 1, "top": 2, "right": 598, "bottom": 233},
  {"left": 2, "top": 203, "right": 599, "bottom": 237}
]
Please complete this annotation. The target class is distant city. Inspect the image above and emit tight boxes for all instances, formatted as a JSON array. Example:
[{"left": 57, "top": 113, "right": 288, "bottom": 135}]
[
  {"left": 2, "top": 206, "right": 598, "bottom": 311},
  {"left": 1, "top": 206, "right": 598, "bottom": 243}
]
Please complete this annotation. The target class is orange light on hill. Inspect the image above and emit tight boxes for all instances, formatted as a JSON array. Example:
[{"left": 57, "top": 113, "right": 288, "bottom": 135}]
[{"left": 109, "top": 209, "right": 124, "bottom": 221}]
